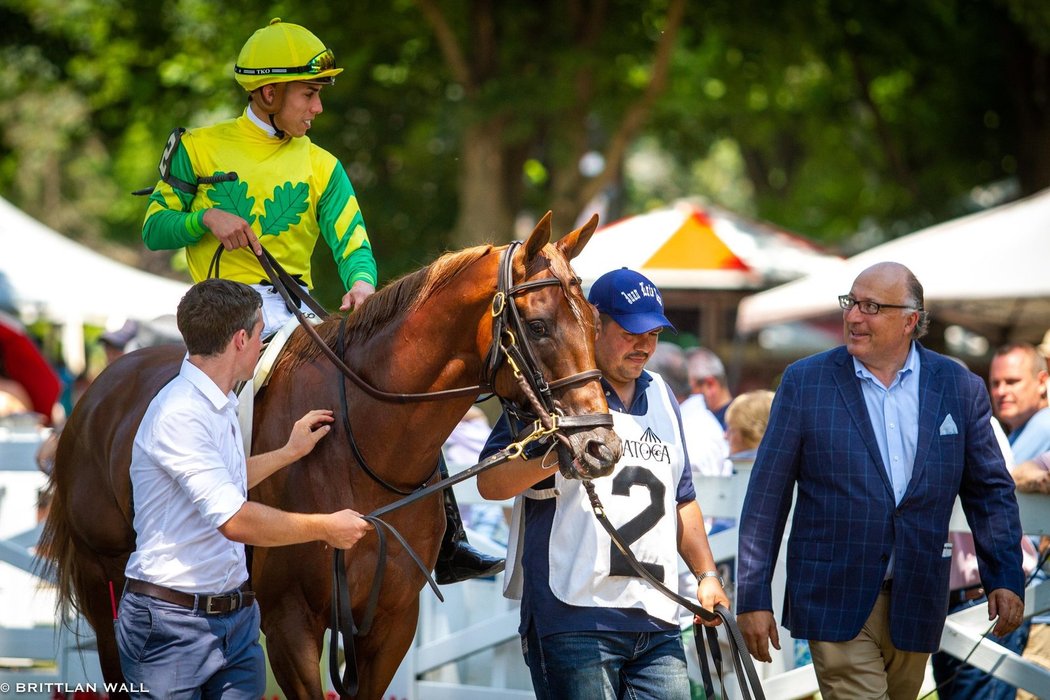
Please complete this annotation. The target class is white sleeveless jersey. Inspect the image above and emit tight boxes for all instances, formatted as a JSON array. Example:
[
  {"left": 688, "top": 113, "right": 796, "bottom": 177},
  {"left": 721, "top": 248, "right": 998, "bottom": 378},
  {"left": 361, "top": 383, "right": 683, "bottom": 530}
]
[{"left": 545, "top": 373, "right": 686, "bottom": 624}]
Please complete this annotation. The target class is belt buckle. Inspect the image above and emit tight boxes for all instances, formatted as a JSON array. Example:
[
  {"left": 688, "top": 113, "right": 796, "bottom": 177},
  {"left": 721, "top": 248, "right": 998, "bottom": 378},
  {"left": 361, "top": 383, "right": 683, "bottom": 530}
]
[{"left": 204, "top": 594, "right": 229, "bottom": 615}]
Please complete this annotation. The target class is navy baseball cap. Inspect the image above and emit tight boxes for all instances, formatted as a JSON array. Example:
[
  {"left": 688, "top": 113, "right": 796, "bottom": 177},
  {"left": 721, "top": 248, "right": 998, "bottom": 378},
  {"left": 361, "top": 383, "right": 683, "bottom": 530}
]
[{"left": 588, "top": 268, "right": 677, "bottom": 335}]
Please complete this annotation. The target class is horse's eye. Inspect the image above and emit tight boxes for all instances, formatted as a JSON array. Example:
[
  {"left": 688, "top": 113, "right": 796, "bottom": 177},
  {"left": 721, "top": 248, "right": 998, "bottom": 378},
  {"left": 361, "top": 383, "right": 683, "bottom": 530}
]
[{"left": 528, "top": 320, "right": 548, "bottom": 338}]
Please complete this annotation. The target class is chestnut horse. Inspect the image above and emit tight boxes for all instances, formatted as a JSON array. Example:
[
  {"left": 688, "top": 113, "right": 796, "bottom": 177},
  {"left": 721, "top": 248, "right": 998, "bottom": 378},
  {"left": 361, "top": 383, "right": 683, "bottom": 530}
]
[{"left": 38, "top": 213, "right": 622, "bottom": 699}]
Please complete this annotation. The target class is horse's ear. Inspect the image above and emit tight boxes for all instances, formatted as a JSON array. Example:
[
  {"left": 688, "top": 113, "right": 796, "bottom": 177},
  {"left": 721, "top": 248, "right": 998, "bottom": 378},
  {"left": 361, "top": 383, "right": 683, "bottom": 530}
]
[
  {"left": 556, "top": 213, "right": 599, "bottom": 261},
  {"left": 524, "top": 211, "right": 553, "bottom": 262}
]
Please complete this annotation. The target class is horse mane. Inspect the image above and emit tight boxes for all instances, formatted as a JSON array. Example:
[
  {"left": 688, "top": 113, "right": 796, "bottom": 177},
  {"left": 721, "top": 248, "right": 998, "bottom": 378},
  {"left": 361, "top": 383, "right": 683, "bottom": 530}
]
[{"left": 279, "top": 244, "right": 494, "bottom": 372}]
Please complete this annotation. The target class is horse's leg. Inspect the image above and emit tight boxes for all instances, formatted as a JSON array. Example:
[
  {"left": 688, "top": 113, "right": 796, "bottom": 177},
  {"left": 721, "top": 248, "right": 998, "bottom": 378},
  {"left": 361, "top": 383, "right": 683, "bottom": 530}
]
[
  {"left": 71, "top": 554, "right": 128, "bottom": 699},
  {"left": 353, "top": 599, "right": 421, "bottom": 700},
  {"left": 260, "top": 592, "right": 327, "bottom": 699}
]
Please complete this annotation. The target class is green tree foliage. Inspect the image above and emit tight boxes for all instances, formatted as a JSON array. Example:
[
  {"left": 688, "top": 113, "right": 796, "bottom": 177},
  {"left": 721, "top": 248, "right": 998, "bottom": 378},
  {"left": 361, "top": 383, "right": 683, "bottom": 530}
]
[{"left": 0, "top": 0, "right": 1048, "bottom": 305}]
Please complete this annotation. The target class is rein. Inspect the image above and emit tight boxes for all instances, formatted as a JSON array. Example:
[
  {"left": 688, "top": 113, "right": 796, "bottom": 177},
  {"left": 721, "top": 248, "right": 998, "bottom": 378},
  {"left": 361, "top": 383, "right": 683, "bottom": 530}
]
[{"left": 583, "top": 480, "right": 766, "bottom": 700}]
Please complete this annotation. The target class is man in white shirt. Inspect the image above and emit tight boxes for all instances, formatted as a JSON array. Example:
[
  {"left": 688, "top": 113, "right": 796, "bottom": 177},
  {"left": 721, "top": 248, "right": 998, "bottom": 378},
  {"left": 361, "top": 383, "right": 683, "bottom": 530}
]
[{"left": 117, "top": 279, "right": 371, "bottom": 699}]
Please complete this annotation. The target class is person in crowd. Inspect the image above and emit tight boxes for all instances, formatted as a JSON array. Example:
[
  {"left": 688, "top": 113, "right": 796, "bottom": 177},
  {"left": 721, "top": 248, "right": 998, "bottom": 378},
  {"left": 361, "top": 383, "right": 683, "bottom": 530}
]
[
  {"left": 724, "top": 390, "right": 774, "bottom": 463},
  {"left": 737, "top": 262, "right": 1026, "bottom": 700},
  {"left": 140, "top": 18, "right": 498, "bottom": 582},
  {"left": 441, "top": 405, "right": 508, "bottom": 549},
  {"left": 651, "top": 341, "right": 729, "bottom": 477},
  {"left": 477, "top": 268, "right": 729, "bottom": 699},
  {"left": 116, "top": 279, "right": 371, "bottom": 697},
  {"left": 0, "top": 310, "right": 61, "bottom": 425},
  {"left": 1013, "top": 450, "right": 1050, "bottom": 700},
  {"left": 988, "top": 343, "right": 1050, "bottom": 700},
  {"left": 931, "top": 350, "right": 1045, "bottom": 699},
  {"left": 990, "top": 342, "right": 1050, "bottom": 459},
  {"left": 99, "top": 320, "right": 141, "bottom": 366},
  {"left": 685, "top": 347, "right": 734, "bottom": 428},
  {"left": 141, "top": 18, "right": 376, "bottom": 338}
]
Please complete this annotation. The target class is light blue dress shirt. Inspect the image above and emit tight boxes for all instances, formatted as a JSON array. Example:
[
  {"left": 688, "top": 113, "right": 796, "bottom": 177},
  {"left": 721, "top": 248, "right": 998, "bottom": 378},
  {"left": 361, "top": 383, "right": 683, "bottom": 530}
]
[
  {"left": 853, "top": 342, "right": 921, "bottom": 506},
  {"left": 853, "top": 343, "right": 921, "bottom": 580}
]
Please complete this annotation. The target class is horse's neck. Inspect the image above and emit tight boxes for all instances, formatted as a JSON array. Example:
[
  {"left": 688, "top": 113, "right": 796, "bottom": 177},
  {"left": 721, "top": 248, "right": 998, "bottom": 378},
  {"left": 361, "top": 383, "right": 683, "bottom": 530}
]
[{"left": 347, "top": 282, "right": 494, "bottom": 462}]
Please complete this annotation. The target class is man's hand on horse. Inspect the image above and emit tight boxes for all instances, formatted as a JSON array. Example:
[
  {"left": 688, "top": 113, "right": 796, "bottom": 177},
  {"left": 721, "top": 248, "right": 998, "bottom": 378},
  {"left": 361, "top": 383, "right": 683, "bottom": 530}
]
[
  {"left": 340, "top": 280, "right": 376, "bottom": 313},
  {"left": 202, "top": 208, "right": 263, "bottom": 255},
  {"left": 738, "top": 610, "right": 780, "bottom": 663},
  {"left": 285, "top": 409, "right": 335, "bottom": 460},
  {"left": 326, "top": 509, "right": 372, "bottom": 549}
]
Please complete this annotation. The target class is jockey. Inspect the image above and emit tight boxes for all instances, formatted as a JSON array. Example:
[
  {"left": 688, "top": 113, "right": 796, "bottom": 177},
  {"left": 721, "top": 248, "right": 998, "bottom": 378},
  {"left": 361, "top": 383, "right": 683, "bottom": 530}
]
[
  {"left": 142, "top": 17, "right": 375, "bottom": 337},
  {"left": 141, "top": 18, "right": 501, "bottom": 583}
]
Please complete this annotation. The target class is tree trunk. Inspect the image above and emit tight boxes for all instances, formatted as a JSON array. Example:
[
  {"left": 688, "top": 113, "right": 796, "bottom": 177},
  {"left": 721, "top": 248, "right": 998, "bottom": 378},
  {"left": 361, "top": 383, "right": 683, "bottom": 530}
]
[{"left": 450, "top": 120, "right": 517, "bottom": 247}]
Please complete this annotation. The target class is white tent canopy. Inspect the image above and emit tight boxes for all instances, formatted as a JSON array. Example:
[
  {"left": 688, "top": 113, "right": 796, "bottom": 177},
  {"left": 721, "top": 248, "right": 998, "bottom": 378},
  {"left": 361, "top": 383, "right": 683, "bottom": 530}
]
[
  {"left": 736, "top": 187, "right": 1050, "bottom": 342},
  {"left": 0, "top": 195, "right": 188, "bottom": 324},
  {"left": 0, "top": 195, "right": 189, "bottom": 373}
]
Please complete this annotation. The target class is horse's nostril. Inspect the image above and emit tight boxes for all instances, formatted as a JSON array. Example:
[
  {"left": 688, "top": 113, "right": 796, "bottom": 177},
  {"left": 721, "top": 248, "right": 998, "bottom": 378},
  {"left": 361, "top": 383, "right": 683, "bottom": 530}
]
[{"left": 586, "top": 440, "right": 614, "bottom": 464}]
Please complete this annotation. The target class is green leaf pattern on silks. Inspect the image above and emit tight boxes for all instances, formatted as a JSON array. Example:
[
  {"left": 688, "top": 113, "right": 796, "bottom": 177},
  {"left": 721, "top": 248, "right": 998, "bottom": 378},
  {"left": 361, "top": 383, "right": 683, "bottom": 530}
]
[
  {"left": 259, "top": 182, "right": 310, "bottom": 237},
  {"left": 205, "top": 173, "right": 256, "bottom": 225}
]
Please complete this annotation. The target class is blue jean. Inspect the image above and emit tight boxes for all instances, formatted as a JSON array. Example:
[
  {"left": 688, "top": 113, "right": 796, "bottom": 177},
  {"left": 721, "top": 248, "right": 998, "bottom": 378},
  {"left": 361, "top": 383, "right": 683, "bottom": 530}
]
[
  {"left": 522, "top": 625, "right": 690, "bottom": 700},
  {"left": 116, "top": 591, "right": 266, "bottom": 700},
  {"left": 930, "top": 596, "right": 1031, "bottom": 700}
]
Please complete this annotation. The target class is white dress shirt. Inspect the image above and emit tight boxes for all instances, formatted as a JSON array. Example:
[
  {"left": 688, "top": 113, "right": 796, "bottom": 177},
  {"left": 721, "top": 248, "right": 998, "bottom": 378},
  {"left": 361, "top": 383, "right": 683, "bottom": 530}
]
[{"left": 124, "top": 357, "right": 248, "bottom": 593}]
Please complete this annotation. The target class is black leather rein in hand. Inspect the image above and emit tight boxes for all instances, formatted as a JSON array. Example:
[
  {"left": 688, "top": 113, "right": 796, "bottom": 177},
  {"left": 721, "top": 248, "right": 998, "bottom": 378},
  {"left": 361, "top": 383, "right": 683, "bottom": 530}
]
[{"left": 583, "top": 481, "right": 766, "bottom": 700}]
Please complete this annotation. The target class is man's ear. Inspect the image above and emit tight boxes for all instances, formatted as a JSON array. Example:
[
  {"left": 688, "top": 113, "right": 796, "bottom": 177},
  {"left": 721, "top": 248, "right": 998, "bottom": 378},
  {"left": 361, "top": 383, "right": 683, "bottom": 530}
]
[{"left": 256, "top": 85, "right": 276, "bottom": 109}]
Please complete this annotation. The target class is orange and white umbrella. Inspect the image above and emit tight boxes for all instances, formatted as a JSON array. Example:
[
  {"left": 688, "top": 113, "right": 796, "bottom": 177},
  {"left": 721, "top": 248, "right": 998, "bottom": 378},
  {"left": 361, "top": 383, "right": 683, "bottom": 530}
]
[{"left": 572, "top": 200, "right": 839, "bottom": 290}]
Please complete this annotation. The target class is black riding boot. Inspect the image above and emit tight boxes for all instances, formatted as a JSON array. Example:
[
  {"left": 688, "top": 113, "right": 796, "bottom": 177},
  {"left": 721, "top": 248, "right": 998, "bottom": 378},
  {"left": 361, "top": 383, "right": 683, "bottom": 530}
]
[{"left": 435, "top": 456, "right": 505, "bottom": 584}]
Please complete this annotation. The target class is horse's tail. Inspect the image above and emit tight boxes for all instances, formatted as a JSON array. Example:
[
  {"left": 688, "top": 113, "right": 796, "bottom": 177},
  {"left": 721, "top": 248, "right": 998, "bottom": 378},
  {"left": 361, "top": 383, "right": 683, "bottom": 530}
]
[{"left": 36, "top": 476, "right": 82, "bottom": 627}]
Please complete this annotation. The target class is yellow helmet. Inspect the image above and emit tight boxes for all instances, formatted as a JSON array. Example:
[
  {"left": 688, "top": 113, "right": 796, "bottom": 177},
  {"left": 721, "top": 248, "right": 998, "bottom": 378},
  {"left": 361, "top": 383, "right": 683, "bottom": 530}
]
[{"left": 234, "top": 18, "right": 343, "bottom": 93}]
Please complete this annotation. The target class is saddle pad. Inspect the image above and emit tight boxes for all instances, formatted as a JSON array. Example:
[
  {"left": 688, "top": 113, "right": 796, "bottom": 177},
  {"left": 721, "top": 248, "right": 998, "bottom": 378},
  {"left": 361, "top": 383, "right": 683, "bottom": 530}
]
[{"left": 237, "top": 315, "right": 322, "bottom": 455}]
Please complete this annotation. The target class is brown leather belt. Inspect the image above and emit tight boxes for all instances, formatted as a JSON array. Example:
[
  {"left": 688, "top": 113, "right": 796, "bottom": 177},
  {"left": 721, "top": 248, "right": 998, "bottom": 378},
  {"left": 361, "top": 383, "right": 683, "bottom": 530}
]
[
  {"left": 126, "top": 579, "right": 255, "bottom": 615},
  {"left": 948, "top": 585, "right": 984, "bottom": 607}
]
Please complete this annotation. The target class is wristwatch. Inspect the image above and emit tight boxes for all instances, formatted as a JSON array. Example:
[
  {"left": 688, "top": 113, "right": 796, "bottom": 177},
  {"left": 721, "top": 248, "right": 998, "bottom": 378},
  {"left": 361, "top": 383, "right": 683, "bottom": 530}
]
[{"left": 696, "top": 570, "right": 724, "bottom": 587}]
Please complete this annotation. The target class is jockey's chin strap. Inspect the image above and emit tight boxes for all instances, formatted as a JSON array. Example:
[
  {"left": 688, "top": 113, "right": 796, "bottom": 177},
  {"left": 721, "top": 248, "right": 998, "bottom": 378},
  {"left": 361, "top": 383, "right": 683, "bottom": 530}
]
[{"left": 583, "top": 480, "right": 766, "bottom": 700}]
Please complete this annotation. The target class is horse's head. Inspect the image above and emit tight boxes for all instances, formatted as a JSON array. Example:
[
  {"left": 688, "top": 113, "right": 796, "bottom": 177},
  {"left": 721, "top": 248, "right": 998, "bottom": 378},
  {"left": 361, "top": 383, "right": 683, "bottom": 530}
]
[{"left": 486, "top": 212, "right": 622, "bottom": 480}]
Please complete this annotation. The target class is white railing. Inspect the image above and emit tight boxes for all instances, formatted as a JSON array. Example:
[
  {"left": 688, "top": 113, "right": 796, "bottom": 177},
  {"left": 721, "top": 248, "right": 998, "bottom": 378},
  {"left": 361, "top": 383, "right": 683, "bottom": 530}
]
[
  {"left": 6, "top": 425, "right": 1046, "bottom": 699},
  {"left": 0, "top": 426, "right": 105, "bottom": 700},
  {"left": 392, "top": 465, "right": 1050, "bottom": 700}
]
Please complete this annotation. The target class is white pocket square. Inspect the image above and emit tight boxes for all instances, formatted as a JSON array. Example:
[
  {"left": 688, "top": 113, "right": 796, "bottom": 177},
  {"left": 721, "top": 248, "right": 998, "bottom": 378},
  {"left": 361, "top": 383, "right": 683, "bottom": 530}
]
[{"left": 939, "top": 414, "right": 958, "bottom": 436}]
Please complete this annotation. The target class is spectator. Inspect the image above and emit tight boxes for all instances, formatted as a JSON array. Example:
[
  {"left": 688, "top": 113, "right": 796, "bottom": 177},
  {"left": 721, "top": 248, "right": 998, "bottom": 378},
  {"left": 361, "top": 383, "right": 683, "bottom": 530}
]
[
  {"left": 99, "top": 320, "right": 141, "bottom": 366},
  {"left": 1013, "top": 451, "right": 1050, "bottom": 700},
  {"left": 0, "top": 310, "right": 61, "bottom": 425},
  {"left": 724, "top": 390, "right": 775, "bottom": 462},
  {"left": 686, "top": 347, "right": 734, "bottom": 428},
  {"left": 443, "top": 406, "right": 508, "bottom": 547},
  {"left": 930, "top": 353, "right": 1042, "bottom": 699},
  {"left": 737, "top": 262, "right": 1025, "bottom": 699},
  {"left": 652, "top": 342, "right": 729, "bottom": 478},
  {"left": 990, "top": 342, "right": 1050, "bottom": 459}
]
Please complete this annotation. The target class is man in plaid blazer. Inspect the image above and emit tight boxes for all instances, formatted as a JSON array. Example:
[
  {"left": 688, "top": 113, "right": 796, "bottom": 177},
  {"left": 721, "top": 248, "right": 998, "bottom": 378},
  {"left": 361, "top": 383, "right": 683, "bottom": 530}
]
[{"left": 736, "top": 262, "right": 1026, "bottom": 699}]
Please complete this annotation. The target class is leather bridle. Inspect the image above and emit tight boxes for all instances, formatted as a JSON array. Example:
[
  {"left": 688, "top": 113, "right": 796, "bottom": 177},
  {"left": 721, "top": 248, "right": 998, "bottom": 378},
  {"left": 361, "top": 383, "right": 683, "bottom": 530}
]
[{"left": 246, "top": 241, "right": 612, "bottom": 486}]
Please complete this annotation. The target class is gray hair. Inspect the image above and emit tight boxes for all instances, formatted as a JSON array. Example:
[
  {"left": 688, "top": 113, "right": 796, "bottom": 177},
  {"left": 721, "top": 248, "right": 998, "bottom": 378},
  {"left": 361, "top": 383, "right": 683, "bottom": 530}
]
[
  {"left": 686, "top": 347, "right": 727, "bottom": 384},
  {"left": 903, "top": 268, "right": 929, "bottom": 340}
]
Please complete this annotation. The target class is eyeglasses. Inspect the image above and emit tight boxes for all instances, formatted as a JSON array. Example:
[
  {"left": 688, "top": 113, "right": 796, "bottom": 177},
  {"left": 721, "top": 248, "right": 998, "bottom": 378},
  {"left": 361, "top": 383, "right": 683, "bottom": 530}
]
[
  {"left": 234, "top": 49, "right": 336, "bottom": 77},
  {"left": 838, "top": 295, "right": 919, "bottom": 315}
]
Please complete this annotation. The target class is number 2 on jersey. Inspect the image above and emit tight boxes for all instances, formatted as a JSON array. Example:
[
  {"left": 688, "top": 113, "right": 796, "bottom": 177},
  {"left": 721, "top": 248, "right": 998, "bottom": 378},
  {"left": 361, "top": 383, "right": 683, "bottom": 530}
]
[{"left": 608, "top": 466, "right": 667, "bottom": 579}]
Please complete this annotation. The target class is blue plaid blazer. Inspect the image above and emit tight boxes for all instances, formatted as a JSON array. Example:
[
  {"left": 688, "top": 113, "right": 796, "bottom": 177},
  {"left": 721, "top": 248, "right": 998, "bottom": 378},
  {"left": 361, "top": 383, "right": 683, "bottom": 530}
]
[{"left": 736, "top": 344, "right": 1024, "bottom": 652}]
